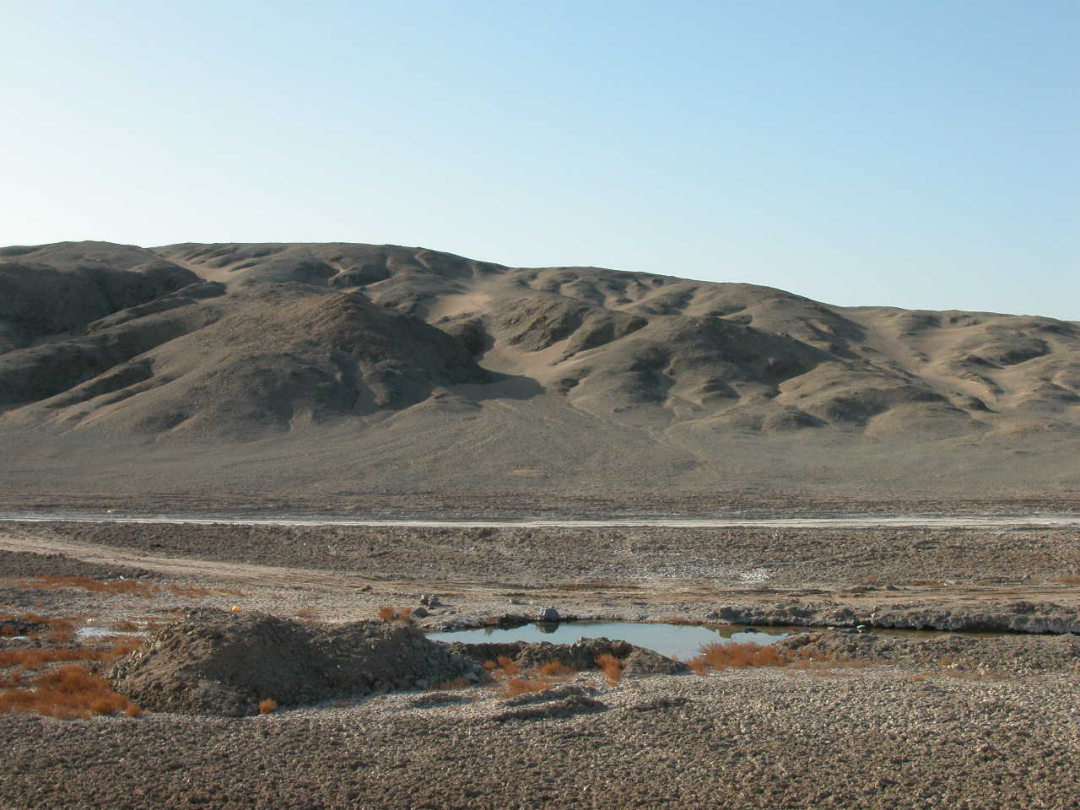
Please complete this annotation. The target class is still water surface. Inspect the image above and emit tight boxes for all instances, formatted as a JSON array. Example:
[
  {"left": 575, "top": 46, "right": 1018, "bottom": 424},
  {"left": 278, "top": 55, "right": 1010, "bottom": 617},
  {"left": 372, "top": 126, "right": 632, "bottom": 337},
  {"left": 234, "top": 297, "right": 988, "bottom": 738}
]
[{"left": 429, "top": 621, "right": 788, "bottom": 661}]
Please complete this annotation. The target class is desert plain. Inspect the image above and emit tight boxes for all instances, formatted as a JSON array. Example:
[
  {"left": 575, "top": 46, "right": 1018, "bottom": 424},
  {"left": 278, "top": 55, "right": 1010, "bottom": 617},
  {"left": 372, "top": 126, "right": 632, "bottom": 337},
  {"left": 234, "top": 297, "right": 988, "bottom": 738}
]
[{"left": 1, "top": 242, "right": 1079, "bottom": 809}]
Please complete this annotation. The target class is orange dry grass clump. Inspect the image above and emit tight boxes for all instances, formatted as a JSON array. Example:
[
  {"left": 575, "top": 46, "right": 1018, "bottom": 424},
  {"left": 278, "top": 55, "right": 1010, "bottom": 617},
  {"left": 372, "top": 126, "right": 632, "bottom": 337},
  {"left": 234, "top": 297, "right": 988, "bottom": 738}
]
[
  {"left": 0, "top": 664, "right": 142, "bottom": 719},
  {"left": 0, "top": 613, "right": 80, "bottom": 643},
  {"left": 502, "top": 677, "right": 556, "bottom": 698},
  {"left": 258, "top": 698, "right": 278, "bottom": 714},
  {"left": 0, "top": 638, "right": 143, "bottom": 671},
  {"left": 689, "top": 641, "right": 808, "bottom": 674},
  {"left": 595, "top": 653, "right": 624, "bottom": 685},
  {"left": 482, "top": 655, "right": 520, "bottom": 678},
  {"left": 535, "top": 660, "right": 576, "bottom": 678},
  {"left": 377, "top": 606, "right": 414, "bottom": 623}
]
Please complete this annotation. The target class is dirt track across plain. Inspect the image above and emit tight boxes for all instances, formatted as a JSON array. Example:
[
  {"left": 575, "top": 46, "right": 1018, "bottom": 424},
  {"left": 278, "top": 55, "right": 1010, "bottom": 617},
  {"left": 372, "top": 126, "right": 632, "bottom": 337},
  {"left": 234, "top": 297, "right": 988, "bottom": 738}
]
[{"left": 4, "top": 511, "right": 1080, "bottom": 529}]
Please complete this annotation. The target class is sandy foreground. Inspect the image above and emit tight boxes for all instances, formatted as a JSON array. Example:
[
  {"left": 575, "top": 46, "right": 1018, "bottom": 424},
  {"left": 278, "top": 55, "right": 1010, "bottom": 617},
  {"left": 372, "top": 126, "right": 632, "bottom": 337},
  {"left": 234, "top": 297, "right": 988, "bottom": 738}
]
[{"left": 1, "top": 517, "right": 1079, "bottom": 810}]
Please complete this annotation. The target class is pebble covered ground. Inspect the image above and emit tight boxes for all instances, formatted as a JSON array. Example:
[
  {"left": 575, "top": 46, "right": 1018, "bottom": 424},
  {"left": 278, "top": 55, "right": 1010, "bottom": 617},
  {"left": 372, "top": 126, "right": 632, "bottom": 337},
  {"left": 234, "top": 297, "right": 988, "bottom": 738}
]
[
  {"left": 1, "top": 520, "right": 1080, "bottom": 809},
  {"left": 2, "top": 667, "right": 1078, "bottom": 809}
]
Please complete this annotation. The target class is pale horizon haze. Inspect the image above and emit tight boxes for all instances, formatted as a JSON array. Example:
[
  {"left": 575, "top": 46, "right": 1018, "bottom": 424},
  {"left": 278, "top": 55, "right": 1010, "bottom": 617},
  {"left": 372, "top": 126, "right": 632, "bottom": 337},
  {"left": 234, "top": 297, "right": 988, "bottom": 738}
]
[{"left": 2, "top": 1, "right": 1077, "bottom": 319}]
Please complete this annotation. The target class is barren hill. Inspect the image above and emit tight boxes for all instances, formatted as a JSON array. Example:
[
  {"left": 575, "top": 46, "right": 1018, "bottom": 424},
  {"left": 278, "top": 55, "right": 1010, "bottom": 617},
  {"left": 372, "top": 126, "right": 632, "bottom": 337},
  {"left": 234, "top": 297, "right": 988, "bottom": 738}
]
[{"left": 2, "top": 240, "right": 1078, "bottom": 506}]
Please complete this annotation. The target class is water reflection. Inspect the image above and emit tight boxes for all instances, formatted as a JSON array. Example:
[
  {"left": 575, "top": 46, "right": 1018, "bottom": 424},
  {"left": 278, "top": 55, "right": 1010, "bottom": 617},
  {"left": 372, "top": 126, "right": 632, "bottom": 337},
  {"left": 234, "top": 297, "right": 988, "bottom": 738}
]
[{"left": 430, "top": 621, "right": 789, "bottom": 661}]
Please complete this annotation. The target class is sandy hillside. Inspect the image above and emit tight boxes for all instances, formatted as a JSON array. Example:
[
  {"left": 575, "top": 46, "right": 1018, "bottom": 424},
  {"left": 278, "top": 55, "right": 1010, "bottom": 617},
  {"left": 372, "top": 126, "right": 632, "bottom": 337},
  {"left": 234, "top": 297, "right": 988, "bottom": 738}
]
[{"left": 2, "top": 240, "right": 1079, "bottom": 506}]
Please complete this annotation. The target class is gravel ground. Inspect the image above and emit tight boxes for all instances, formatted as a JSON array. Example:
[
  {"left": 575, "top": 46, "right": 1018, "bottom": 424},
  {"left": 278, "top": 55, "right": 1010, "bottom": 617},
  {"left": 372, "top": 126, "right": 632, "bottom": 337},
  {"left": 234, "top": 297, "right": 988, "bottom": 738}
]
[
  {"left": 0, "top": 549, "right": 156, "bottom": 581},
  {"left": 1, "top": 667, "right": 1078, "bottom": 810},
  {"left": 7, "top": 521, "right": 1080, "bottom": 589},
  {"left": 2, "top": 521, "right": 1080, "bottom": 809}
]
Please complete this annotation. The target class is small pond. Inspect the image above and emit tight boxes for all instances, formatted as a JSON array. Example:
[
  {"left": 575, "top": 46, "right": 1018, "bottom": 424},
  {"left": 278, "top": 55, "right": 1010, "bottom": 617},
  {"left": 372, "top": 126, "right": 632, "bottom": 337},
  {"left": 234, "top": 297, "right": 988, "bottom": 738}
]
[{"left": 429, "top": 622, "right": 789, "bottom": 661}]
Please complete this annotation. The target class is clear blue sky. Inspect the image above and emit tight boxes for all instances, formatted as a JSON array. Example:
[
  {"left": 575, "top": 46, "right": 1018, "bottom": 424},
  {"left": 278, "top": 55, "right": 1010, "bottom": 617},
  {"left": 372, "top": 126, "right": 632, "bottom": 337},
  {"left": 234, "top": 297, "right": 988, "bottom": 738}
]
[{"left": 2, "top": 1, "right": 1077, "bottom": 319}]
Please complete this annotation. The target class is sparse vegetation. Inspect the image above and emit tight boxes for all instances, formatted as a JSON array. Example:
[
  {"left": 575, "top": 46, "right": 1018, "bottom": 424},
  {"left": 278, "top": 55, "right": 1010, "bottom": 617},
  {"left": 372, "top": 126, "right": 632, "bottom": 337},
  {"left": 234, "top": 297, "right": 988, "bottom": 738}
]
[
  {"left": 687, "top": 642, "right": 832, "bottom": 674},
  {"left": 595, "top": 653, "right": 624, "bottom": 685},
  {"left": 536, "top": 660, "right": 576, "bottom": 678},
  {"left": 502, "top": 677, "right": 555, "bottom": 697},
  {"left": 377, "top": 606, "right": 415, "bottom": 622},
  {"left": 16, "top": 577, "right": 238, "bottom": 601},
  {"left": 0, "top": 637, "right": 143, "bottom": 670},
  {"left": 0, "top": 664, "right": 142, "bottom": 719},
  {"left": 18, "top": 575, "right": 156, "bottom": 597}
]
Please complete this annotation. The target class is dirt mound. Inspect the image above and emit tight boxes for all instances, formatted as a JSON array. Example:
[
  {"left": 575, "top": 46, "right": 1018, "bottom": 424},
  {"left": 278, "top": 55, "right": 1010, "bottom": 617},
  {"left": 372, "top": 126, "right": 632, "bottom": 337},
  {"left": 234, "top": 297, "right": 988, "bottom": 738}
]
[{"left": 109, "top": 610, "right": 479, "bottom": 716}]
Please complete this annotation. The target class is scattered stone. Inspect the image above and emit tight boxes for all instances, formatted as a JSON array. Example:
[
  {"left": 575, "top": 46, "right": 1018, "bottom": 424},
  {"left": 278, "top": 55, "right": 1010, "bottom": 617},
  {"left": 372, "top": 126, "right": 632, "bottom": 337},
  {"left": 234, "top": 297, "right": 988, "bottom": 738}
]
[{"left": 538, "top": 606, "right": 561, "bottom": 622}]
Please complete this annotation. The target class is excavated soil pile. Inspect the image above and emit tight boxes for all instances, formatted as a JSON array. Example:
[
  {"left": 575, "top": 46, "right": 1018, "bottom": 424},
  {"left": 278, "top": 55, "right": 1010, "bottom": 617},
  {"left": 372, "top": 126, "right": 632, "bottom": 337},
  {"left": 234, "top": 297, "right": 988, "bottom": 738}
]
[
  {"left": 109, "top": 609, "right": 480, "bottom": 716},
  {"left": 448, "top": 637, "right": 688, "bottom": 675},
  {"left": 778, "top": 630, "right": 1080, "bottom": 673}
]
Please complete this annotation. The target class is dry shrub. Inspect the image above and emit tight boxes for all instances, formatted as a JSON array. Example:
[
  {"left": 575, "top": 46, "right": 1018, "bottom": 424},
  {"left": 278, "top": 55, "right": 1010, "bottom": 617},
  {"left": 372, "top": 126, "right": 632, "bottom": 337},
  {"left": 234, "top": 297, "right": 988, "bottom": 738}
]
[
  {"left": 294, "top": 608, "right": 318, "bottom": 619},
  {"left": 377, "top": 606, "right": 414, "bottom": 623},
  {"left": 258, "top": 698, "right": 278, "bottom": 714},
  {"left": 19, "top": 576, "right": 155, "bottom": 598},
  {"left": 17, "top": 614, "right": 79, "bottom": 644},
  {"left": 595, "top": 653, "right": 624, "bottom": 685},
  {"left": 0, "top": 638, "right": 143, "bottom": 671},
  {"left": 110, "top": 620, "right": 139, "bottom": 632},
  {"left": 0, "top": 626, "right": 16, "bottom": 637},
  {"left": 43, "top": 622, "right": 77, "bottom": 644},
  {"left": 0, "top": 664, "right": 141, "bottom": 719},
  {"left": 107, "top": 638, "right": 144, "bottom": 659},
  {"left": 688, "top": 641, "right": 836, "bottom": 674},
  {"left": 695, "top": 641, "right": 787, "bottom": 671},
  {"left": 1051, "top": 574, "right": 1080, "bottom": 585},
  {"left": 502, "top": 677, "right": 555, "bottom": 698},
  {"left": 482, "top": 657, "right": 519, "bottom": 678},
  {"left": 534, "top": 660, "right": 576, "bottom": 678}
]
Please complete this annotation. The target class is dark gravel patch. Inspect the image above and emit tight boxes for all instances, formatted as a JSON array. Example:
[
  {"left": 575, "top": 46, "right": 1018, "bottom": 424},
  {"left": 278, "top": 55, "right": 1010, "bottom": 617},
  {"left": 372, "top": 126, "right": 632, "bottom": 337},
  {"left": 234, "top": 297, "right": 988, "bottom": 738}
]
[{"left": 0, "top": 549, "right": 156, "bottom": 581}]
